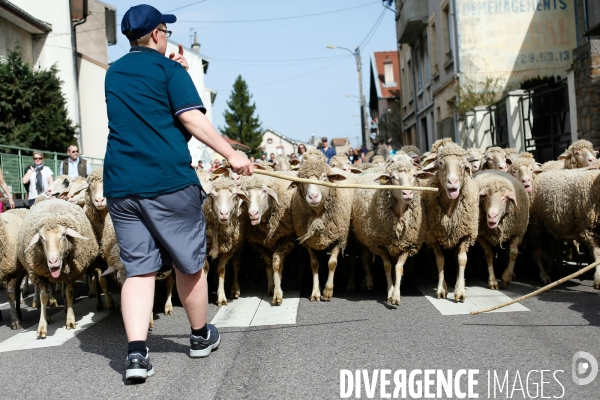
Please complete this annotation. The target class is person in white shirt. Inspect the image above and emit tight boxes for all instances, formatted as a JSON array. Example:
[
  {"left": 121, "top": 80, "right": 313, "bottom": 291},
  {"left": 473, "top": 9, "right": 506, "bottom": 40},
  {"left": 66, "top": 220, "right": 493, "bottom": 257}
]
[
  {"left": 59, "top": 145, "right": 92, "bottom": 178},
  {"left": 22, "top": 151, "right": 53, "bottom": 206}
]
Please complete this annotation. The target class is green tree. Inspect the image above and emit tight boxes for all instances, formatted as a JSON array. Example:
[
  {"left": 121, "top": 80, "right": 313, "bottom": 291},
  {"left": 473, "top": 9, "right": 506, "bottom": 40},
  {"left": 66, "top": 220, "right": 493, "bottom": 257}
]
[
  {"left": 220, "top": 75, "right": 262, "bottom": 155},
  {"left": 0, "top": 47, "right": 76, "bottom": 152}
]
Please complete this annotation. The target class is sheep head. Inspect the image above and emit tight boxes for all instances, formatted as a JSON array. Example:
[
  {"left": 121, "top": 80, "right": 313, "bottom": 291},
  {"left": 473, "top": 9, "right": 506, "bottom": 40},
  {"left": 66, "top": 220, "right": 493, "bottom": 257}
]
[
  {"left": 484, "top": 147, "right": 510, "bottom": 172},
  {"left": 559, "top": 140, "right": 598, "bottom": 168},
  {"left": 375, "top": 160, "right": 434, "bottom": 203},
  {"left": 25, "top": 225, "right": 89, "bottom": 278},
  {"left": 208, "top": 177, "right": 249, "bottom": 224},
  {"left": 508, "top": 153, "right": 541, "bottom": 193},
  {"left": 290, "top": 159, "right": 346, "bottom": 209},
  {"left": 244, "top": 181, "right": 280, "bottom": 226},
  {"left": 425, "top": 143, "right": 472, "bottom": 200},
  {"left": 67, "top": 178, "right": 89, "bottom": 206},
  {"left": 479, "top": 188, "right": 519, "bottom": 229},
  {"left": 46, "top": 175, "right": 72, "bottom": 199}
]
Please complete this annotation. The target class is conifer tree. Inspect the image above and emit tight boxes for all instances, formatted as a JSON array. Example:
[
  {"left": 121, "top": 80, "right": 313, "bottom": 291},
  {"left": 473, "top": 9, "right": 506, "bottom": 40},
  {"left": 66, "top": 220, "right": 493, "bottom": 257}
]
[
  {"left": 0, "top": 47, "right": 77, "bottom": 152},
  {"left": 220, "top": 75, "right": 262, "bottom": 155}
]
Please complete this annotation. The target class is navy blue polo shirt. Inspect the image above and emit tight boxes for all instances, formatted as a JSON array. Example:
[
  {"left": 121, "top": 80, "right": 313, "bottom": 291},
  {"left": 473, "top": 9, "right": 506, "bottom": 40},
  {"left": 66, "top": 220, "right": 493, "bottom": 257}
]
[{"left": 104, "top": 46, "right": 205, "bottom": 198}]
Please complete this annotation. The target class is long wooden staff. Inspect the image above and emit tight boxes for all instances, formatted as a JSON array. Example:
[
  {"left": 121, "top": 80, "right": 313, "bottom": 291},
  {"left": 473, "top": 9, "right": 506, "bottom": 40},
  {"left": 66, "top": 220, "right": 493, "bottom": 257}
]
[
  {"left": 470, "top": 260, "right": 600, "bottom": 315},
  {"left": 252, "top": 168, "right": 438, "bottom": 192}
]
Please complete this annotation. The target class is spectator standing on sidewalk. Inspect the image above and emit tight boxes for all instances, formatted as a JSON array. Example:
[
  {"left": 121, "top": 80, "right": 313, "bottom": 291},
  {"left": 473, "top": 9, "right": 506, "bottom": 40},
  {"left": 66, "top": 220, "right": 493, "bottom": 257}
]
[
  {"left": 319, "top": 137, "right": 336, "bottom": 163},
  {"left": 59, "top": 145, "right": 92, "bottom": 178},
  {"left": 105, "top": 4, "right": 252, "bottom": 382}
]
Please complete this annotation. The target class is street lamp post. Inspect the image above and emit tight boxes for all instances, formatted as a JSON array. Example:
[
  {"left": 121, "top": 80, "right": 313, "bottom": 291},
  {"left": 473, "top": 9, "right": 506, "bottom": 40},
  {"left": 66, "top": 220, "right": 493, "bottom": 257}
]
[{"left": 327, "top": 45, "right": 370, "bottom": 150}]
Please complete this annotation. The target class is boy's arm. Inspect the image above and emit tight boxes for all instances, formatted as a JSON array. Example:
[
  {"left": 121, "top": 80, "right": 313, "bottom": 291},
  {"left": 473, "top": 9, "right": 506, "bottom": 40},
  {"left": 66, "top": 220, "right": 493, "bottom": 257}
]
[{"left": 178, "top": 110, "right": 253, "bottom": 176}]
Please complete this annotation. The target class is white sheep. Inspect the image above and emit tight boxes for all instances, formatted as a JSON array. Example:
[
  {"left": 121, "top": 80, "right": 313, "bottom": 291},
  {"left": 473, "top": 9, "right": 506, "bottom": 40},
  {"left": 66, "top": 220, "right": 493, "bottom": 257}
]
[
  {"left": 473, "top": 171, "right": 529, "bottom": 289},
  {"left": 0, "top": 210, "right": 29, "bottom": 329},
  {"left": 290, "top": 157, "right": 353, "bottom": 301},
  {"left": 17, "top": 199, "right": 98, "bottom": 338},
  {"left": 351, "top": 159, "right": 432, "bottom": 304},
  {"left": 540, "top": 139, "right": 598, "bottom": 171},
  {"left": 422, "top": 143, "right": 479, "bottom": 302},
  {"left": 241, "top": 174, "right": 296, "bottom": 304},
  {"left": 203, "top": 175, "right": 249, "bottom": 306},
  {"left": 482, "top": 147, "right": 509, "bottom": 172}
]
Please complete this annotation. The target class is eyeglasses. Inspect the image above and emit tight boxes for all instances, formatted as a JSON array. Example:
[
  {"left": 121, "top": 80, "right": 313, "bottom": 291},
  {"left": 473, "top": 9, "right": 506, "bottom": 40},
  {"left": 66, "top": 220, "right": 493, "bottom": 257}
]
[
  {"left": 71, "top": 150, "right": 79, "bottom": 153},
  {"left": 156, "top": 28, "right": 172, "bottom": 38},
  {"left": 33, "top": 157, "right": 43, "bottom": 160}
]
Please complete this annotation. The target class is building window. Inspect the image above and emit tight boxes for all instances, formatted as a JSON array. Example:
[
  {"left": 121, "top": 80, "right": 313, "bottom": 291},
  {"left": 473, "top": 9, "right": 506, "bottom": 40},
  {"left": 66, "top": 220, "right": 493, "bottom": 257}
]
[
  {"left": 429, "top": 20, "right": 438, "bottom": 74},
  {"left": 267, "top": 138, "right": 273, "bottom": 144},
  {"left": 422, "top": 33, "right": 430, "bottom": 86},
  {"left": 384, "top": 59, "right": 394, "bottom": 85},
  {"left": 442, "top": 1, "right": 453, "bottom": 63},
  {"left": 414, "top": 43, "right": 422, "bottom": 91}
]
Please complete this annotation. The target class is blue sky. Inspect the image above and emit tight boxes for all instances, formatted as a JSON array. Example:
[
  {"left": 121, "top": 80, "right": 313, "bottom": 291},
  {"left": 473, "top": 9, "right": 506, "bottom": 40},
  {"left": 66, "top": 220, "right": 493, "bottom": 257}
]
[{"left": 107, "top": 1, "right": 397, "bottom": 148}]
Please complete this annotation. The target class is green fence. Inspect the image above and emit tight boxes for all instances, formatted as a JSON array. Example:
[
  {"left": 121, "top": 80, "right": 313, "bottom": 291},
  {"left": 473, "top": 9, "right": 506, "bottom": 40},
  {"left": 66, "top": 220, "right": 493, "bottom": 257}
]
[{"left": 0, "top": 144, "right": 104, "bottom": 196}]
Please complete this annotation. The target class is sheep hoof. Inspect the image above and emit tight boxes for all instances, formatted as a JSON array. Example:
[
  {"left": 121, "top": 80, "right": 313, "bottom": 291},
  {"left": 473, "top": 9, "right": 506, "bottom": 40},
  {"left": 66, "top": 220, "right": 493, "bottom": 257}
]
[
  {"left": 594, "top": 281, "right": 600, "bottom": 290},
  {"left": 230, "top": 288, "right": 240, "bottom": 299},
  {"left": 37, "top": 327, "right": 47, "bottom": 339},
  {"left": 48, "top": 298, "right": 58, "bottom": 308},
  {"left": 217, "top": 299, "right": 228, "bottom": 307},
  {"left": 346, "top": 282, "right": 355, "bottom": 292},
  {"left": 106, "top": 298, "right": 116, "bottom": 312},
  {"left": 310, "top": 292, "right": 321, "bottom": 302},
  {"left": 10, "top": 321, "right": 21, "bottom": 330},
  {"left": 361, "top": 277, "right": 374, "bottom": 291},
  {"left": 164, "top": 304, "right": 173, "bottom": 315},
  {"left": 488, "top": 280, "right": 499, "bottom": 290},
  {"left": 272, "top": 296, "right": 282, "bottom": 305},
  {"left": 267, "top": 285, "right": 274, "bottom": 296},
  {"left": 436, "top": 290, "right": 447, "bottom": 299},
  {"left": 540, "top": 274, "right": 551, "bottom": 285},
  {"left": 31, "top": 301, "right": 38, "bottom": 309},
  {"left": 20, "top": 298, "right": 23, "bottom": 305},
  {"left": 322, "top": 287, "right": 333, "bottom": 301},
  {"left": 389, "top": 295, "right": 400, "bottom": 305},
  {"left": 454, "top": 292, "right": 466, "bottom": 303},
  {"left": 66, "top": 320, "right": 76, "bottom": 330}
]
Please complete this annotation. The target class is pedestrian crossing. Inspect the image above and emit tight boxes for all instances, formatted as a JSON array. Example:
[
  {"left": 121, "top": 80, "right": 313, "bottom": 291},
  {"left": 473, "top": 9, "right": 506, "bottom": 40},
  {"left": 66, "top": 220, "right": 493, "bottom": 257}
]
[{"left": 0, "top": 280, "right": 529, "bottom": 353}]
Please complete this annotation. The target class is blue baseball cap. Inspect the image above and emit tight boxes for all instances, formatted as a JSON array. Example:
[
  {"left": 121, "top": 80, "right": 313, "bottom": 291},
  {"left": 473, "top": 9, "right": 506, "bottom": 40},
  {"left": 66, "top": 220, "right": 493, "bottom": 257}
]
[{"left": 121, "top": 4, "right": 176, "bottom": 39}]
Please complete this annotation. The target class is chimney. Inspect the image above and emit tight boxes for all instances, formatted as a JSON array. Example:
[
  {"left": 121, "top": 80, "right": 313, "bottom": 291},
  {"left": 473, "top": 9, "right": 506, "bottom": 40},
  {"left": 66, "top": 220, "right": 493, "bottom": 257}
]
[{"left": 191, "top": 32, "right": 200, "bottom": 53}]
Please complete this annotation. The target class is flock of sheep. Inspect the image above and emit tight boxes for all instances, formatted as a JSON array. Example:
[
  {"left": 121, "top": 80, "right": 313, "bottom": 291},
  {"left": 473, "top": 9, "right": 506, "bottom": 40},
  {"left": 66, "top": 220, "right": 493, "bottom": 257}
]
[{"left": 1, "top": 138, "right": 599, "bottom": 339}]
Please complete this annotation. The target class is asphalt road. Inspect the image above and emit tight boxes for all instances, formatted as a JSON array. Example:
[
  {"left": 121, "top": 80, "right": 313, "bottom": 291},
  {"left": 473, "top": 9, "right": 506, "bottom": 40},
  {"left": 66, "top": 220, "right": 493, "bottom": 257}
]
[{"left": 1, "top": 249, "right": 599, "bottom": 399}]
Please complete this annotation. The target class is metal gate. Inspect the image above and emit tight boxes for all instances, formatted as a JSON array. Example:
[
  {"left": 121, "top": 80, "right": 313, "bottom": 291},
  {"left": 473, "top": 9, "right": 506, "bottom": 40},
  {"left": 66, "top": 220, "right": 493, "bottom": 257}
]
[
  {"left": 486, "top": 98, "right": 509, "bottom": 148},
  {"left": 520, "top": 80, "right": 571, "bottom": 163}
]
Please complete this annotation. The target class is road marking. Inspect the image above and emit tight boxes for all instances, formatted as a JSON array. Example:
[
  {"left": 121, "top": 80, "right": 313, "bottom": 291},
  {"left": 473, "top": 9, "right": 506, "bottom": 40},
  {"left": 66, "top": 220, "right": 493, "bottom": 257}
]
[
  {"left": 0, "top": 294, "right": 119, "bottom": 353},
  {"left": 415, "top": 279, "right": 529, "bottom": 315},
  {"left": 210, "top": 291, "right": 300, "bottom": 328}
]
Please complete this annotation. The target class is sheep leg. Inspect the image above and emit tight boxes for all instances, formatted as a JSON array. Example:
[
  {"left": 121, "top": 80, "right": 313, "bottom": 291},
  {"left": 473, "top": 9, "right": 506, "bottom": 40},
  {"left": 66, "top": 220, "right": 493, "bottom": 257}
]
[
  {"left": 164, "top": 273, "right": 175, "bottom": 315},
  {"left": 230, "top": 245, "right": 243, "bottom": 299},
  {"left": 431, "top": 243, "right": 447, "bottom": 299},
  {"left": 6, "top": 273, "right": 24, "bottom": 329},
  {"left": 307, "top": 248, "right": 321, "bottom": 301},
  {"left": 502, "top": 236, "right": 522, "bottom": 286},
  {"left": 533, "top": 248, "right": 551, "bottom": 285},
  {"left": 390, "top": 253, "right": 408, "bottom": 305},
  {"left": 272, "top": 253, "right": 284, "bottom": 305},
  {"left": 88, "top": 274, "right": 97, "bottom": 298},
  {"left": 360, "top": 248, "right": 374, "bottom": 291},
  {"left": 217, "top": 256, "right": 231, "bottom": 306},
  {"left": 32, "top": 284, "right": 39, "bottom": 308},
  {"left": 203, "top": 259, "right": 210, "bottom": 275},
  {"left": 581, "top": 239, "right": 600, "bottom": 289},
  {"left": 149, "top": 312, "right": 154, "bottom": 329},
  {"left": 21, "top": 275, "right": 29, "bottom": 302},
  {"left": 99, "top": 274, "right": 115, "bottom": 311},
  {"left": 36, "top": 280, "right": 51, "bottom": 339},
  {"left": 322, "top": 246, "right": 341, "bottom": 301},
  {"left": 381, "top": 253, "right": 394, "bottom": 300},
  {"left": 454, "top": 242, "right": 469, "bottom": 303},
  {"left": 48, "top": 284, "right": 58, "bottom": 308},
  {"left": 477, "top": 238, "right": 498, "bottom": 290},
  {"left": 65, "top": 283, "right": 76, "bottom": 330}
]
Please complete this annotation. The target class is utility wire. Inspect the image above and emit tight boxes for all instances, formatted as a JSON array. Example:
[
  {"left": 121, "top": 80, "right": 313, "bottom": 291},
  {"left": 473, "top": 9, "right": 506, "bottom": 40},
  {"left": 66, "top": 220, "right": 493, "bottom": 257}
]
[
  {"left": 165, "top": 0, "right": 209, "bottom": 13},
  {"left": 247, "top": 56, "right": 352, "bottom": 89},
  {"left": 209, "top": 55, "right": 347, "bottom": 67},
  {"left": 179, "top": 1, "right": 379, "bottom": 23},
  {"left": 358, "top": 8, "right": 386, "bottom": 49}
]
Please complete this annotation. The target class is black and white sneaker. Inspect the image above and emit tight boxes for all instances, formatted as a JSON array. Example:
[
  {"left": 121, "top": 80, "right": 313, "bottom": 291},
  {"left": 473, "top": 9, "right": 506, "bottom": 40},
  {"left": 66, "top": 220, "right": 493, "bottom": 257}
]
[
  {"left": 125, "top": 348, "right": 155, "bottom": 381},
  {"left": 190, "top": 324, "right": 221, "bottom": 358}
]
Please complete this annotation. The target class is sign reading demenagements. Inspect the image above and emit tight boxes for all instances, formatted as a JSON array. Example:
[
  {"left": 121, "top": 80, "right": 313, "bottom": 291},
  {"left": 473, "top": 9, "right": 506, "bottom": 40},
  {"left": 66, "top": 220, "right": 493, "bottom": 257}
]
[{"left": 456, "top": 0, "right": 577, "bottom": 87}]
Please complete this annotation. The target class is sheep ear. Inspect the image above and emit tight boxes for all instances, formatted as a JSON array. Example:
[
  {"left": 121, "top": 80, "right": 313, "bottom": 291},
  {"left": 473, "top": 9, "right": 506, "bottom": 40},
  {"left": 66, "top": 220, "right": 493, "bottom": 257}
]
[
  {"left": 557, "top": 150, "right": 571, "bottom": 160},
  {"left": 506, "top": 190, "right": 519, "bottom": 209},
  {"left": 422, "top": 160, "right": 438, "bottom": 172},
  {"left": 212, "top": 166, "right": 230, "bottom": 176},
  {"left": 422, "top": 153, "right": 437, "bottom": 166},
  {"left": 327, "top": 172, "right": 347, "bottom": 182},
  {"left": 25, "top": 233, "right": 40, "bottom": 252},
  {"left": 594, "top": 150, "right": 599, "bottom": 156},
  {"left": 101, "top": 266, "right": 117, "bottom": 277},
  {"left": 462, "top": 161, "right": 473, "bottom": 178},
  {"left": 374, "top": 174, "right": 391, "bottom": 185},
  {"left": 290, "top": 159, "right": 300, "bottom": 166},
  {"left": 263, "top": 185, "right": 280, "bottom": 206},
  {"left": 349, "top": 168, "right": 362, "bottom": 174},
  {"left": 505, "top": 158, "right": 512, "bottom": 165},
  {"left": 77, "top": 181, "right": 90, "bottom": 193},
  {"left": 415, "top": 171, "right": 435, "bottom": 179},
  {"left": 235, "top": 191, "right": 251, "bottom": 204},
  {"left": 65, "top": 228, "right": 89, "bottom": 240},
  {"left": 287, "top": 181, "right": 298, "bottom": 190},
  {"left": 479, "top": 189, "right": 488, "bottom": 198},
  {"left": 252, "top": 163, "right": 267, "bottom": 170}
]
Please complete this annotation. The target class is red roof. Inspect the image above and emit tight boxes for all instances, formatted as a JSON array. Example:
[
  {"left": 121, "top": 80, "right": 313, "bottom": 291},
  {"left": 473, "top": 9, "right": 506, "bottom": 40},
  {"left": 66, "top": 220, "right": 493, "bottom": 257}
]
[
  {"left": 374, "top": 51, "right": 400, "bottom": 99},
  {"left": 223, "top": 136, "right": 251, "bottom": 152}
]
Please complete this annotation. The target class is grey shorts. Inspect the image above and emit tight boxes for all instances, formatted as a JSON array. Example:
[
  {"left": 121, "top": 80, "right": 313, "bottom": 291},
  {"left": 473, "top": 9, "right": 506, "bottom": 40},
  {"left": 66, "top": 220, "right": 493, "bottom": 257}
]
[{"left": 107, "top": 185, "right": 207, "bottom": 278}]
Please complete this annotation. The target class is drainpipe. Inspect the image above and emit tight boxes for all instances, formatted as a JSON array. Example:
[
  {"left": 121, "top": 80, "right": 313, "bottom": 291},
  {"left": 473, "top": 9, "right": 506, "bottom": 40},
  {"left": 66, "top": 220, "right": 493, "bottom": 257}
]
[
  {"left": 71, "top": 8, "right": 88, "bottom": 154},
  {"left": 450, "top": 0, "right": 461, "bottom": 144}
]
